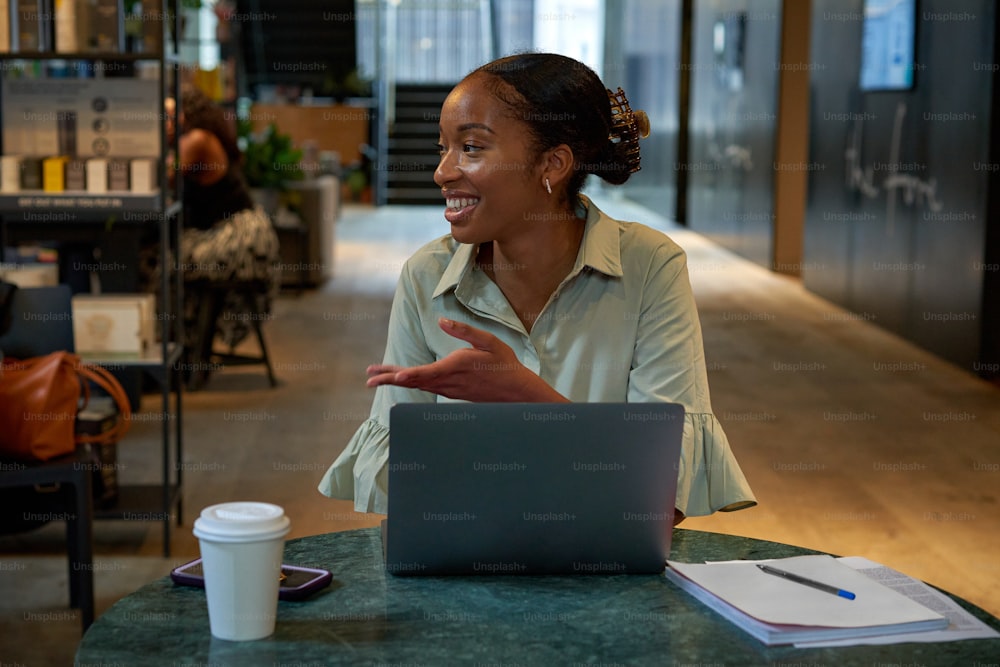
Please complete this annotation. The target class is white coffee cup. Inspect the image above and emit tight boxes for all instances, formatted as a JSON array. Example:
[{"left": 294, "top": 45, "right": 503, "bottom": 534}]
[{"left": 193, "top": 501, "right": 291, "bottom": 641}]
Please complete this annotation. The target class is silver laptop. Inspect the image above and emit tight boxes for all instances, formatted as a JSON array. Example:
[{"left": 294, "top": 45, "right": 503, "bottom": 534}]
[{"left": 384, "top": 402, "right": 685, "bottom": 575}]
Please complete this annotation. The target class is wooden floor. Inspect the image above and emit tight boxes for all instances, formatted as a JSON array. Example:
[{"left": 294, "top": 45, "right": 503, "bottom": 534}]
[{"left": 1, "top": 192, "right": 998, "bottom": 664}]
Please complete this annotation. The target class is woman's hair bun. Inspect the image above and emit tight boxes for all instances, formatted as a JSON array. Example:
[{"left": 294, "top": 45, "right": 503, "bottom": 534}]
[{"left": 590, "top": 139, "right": 633, "bottom": 185}]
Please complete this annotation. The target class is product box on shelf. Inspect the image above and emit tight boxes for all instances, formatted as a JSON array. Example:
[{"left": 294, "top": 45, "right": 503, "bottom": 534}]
[
  {"left": 92, "top": 0, "right": 125, "bottom": 52},
  {"left": 4, "top": 243, "right": 57, "bottom": 264},
  {"left": 19, "top": 157, "right": 42, "bottom": 189},
  {"left": 129, "top": 158, "right": 156, "bottom": 193},
  {"left": 108, "top": 158, "right": 130, "bottom": 191},
  {"left": 134, "top": 0, "right": 163, "bottom": 55},
  {"left": 0, "top": 262, "right": 59, "bottom": 287},
  {"left": 65, "top": 158, "right": 87, "bottom": 190},
  {"left": 53, "top": 0, "right": 127, "bottom": 53},
  {"left": 43, "top": 156, "right": 69, "bottom": 192},
  {"left": 71, "top": 293, "right": 156, "bottom": 356},
  {"left": 86, "top": 158, "right": 108, "bottom": 193},
  {"left": 10, "top": 0, "right": 52, "bottom": 52},
  {"left": 54, "top": 0, "right": 92, "bottom": 53},
  {"left": 0, "top": 0, "right": 9, "bottom": 53},
  {"left": 1, "top": 155, "right": 22, "bottom": 192}
]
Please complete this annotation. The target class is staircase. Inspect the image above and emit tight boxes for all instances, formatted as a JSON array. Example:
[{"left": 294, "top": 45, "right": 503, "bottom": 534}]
[{"left": 382, "top": 84, "right": 455, "bottom": 205}]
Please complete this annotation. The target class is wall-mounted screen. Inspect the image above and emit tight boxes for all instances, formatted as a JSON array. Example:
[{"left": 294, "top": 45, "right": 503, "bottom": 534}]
[{"left": 859, "top": 0, "right": 917, "bottom": 91}]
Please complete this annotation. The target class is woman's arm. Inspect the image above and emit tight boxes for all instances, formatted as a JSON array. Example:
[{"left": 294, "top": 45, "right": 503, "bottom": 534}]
[
  {"left": 626, "top": 240, "right": 757, "bottom": 518},
  {"left": 366, "top": 317, "right": 570, "bottom": 403}
]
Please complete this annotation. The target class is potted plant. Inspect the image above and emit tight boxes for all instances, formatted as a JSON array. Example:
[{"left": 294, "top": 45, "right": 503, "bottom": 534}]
[{"left": 237, "top": 121, "right": 305, "bottom": 216}]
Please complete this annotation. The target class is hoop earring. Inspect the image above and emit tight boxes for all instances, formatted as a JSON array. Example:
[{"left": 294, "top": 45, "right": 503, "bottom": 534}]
[{"left": 544, "top": 178, "right": 552, "bottom": 195}]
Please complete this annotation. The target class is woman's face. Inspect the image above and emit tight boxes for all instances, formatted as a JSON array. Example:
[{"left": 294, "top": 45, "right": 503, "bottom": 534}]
[{"left": 434, "top": 74, "right": 544, "bottom": 244}]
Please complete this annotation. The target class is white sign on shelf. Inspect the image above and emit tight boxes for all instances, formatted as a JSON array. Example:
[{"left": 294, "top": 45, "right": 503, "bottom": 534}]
[{"left": 1, "top": 78, "right": 161, "bottom": 158}]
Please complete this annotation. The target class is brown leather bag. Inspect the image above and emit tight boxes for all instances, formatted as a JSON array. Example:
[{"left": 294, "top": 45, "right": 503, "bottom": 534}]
[{"left": 0, "top": 351, "right": 131, "bottom": 462}]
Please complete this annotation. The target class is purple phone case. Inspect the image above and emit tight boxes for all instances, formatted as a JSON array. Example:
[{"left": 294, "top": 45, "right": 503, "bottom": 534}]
[{"left": 170, "top": 558, "right": 332, "bottom": 601}]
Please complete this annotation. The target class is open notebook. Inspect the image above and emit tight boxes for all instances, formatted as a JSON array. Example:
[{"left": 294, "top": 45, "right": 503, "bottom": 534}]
[{"left": 664, "top": 554, "right": 949, "bottom": 645}]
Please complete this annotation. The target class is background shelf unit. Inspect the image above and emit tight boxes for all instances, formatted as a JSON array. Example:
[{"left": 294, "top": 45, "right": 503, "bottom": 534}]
[{"left": 0, "top": 2, "right": 185, "bottom": 557}]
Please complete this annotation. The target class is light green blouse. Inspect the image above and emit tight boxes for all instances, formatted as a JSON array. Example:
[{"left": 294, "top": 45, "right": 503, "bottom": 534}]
[{"left": 318, "top": 196, "right": 757, "bottom": 516}]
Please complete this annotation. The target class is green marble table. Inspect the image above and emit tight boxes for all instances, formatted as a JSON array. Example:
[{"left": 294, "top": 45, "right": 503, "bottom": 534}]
[{"left": 76, "top": 527, "right": 1000, "bottom": 666}]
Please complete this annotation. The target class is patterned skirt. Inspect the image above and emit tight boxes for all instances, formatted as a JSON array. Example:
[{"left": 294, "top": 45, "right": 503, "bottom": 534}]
[{"left": 141, "top": 205, "right": 281, "bottom": 349}]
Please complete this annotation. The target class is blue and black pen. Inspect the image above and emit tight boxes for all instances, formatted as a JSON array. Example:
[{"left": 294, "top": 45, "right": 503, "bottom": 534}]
[{"left": 756, "top": 563, "right": 857, "bottom": 600}]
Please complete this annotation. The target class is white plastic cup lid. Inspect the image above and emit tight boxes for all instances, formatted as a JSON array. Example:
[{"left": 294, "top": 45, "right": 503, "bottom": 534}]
[{"left": 193, "top": 502, "right": 291, "bottom": 543}]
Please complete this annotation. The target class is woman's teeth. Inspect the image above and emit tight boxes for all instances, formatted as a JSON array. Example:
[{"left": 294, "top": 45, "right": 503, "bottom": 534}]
[{"left": 447, "top": 198, "right": 479, "bottom": 209}]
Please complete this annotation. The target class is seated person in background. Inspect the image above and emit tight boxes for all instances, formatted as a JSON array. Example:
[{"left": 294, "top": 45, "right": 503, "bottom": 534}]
[
  {"left": 143, "top": 88, "right": 279, "bottom": 356},
  {"left": 318, "top": 53, "right": 757, "bottom": 524}
]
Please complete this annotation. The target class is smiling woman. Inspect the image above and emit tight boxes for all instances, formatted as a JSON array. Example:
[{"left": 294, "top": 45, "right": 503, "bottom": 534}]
[{"left": 318, "top": 52, "right": 757, "bottom": 522}]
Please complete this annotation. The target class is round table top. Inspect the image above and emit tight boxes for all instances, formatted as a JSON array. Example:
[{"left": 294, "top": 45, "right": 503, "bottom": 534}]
[{"left": 76, "top": 526, "right": 1000, "bottom": 666}]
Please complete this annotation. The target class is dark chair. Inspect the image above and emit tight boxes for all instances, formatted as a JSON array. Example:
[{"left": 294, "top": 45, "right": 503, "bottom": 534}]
[
  {"left": 0, "top": 456, "right": 94, "bottom": 630},
  {"left": 0, "top": 284, "right": 95, "bottom": 633},
  {"left": 186, "top": 280, "right": 278, "bottom": 390},
  {"left": 0, "top": 285, "right": 75, "bottom": 358}
]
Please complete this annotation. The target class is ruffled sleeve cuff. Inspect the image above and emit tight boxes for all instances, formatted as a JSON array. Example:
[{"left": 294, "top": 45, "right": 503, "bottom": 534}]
[
  {"left": 676, "top": 413, "right": 757, "bottom": 517},
  {"left": 317, "top": 418, "right": 390, "bottom": 514}
]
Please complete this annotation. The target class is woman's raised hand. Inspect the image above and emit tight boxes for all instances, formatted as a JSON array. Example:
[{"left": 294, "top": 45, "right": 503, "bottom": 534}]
[{"left": 366, "top": 318, "right": 568, "bottom": 403}]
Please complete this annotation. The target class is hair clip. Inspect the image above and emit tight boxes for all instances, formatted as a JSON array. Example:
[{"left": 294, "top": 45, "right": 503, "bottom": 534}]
[{"left": 607, "top": 87, "right": 650, "bottom": 173}]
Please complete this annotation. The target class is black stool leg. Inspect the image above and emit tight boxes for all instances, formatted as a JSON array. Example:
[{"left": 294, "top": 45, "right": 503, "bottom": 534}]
[
  {"left": 250, "top": 316, "right": 278, "bottom": 387},
  {"left": 190, "top": 282, "right": 278, "bottom": 388},
  {"left": 187, "top": 288, "right": 212, "bottom": 390}
]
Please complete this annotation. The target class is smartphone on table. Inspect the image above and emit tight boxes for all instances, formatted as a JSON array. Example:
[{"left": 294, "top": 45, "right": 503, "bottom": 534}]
[{"left": 171, "top": 558, "right": 332, "bottom": 601}]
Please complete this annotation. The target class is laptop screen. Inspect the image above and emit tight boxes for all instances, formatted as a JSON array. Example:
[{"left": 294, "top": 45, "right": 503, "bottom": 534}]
[{"left": 385, "top": 402, "right": 685, "bottom": 575}]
